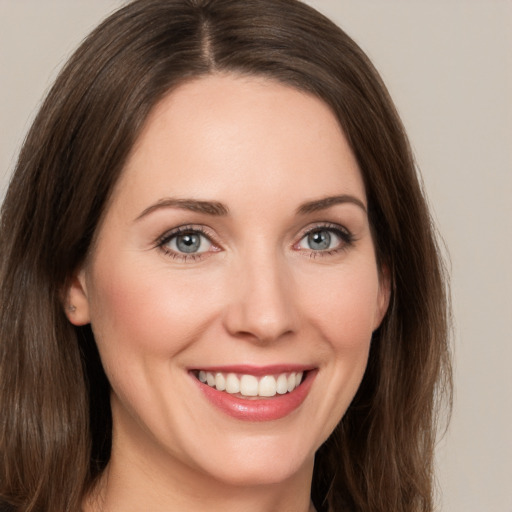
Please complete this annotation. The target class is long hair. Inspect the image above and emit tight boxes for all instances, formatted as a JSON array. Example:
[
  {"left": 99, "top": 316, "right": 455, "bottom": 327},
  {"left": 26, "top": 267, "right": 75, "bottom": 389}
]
[{"left": 0, "top": 1, "right": 451, "bottom": 510}]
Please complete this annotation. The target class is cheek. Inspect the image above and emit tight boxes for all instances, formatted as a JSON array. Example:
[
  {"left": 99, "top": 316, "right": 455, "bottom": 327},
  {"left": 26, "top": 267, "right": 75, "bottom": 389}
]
[
  {"left": 301, "top": 260, "right": 381, "bottom": 349},
  {"left": 293, "top": 260, "right": 380, "bottom": 439},
  {"left": 86, "top": 257, "right": 223, "bottom": 363}
]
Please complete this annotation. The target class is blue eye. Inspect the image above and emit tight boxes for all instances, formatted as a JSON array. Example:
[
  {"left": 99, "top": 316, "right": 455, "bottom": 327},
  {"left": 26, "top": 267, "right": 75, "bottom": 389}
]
[
  {"left": 160, "top": 229, "right": 213, "bottom": 255},
  {"left": 305, "top": 230, "right": 334, "bottom": 250},
  {"left": 297, "top": 226, "right": 351, "bottom": 252}
]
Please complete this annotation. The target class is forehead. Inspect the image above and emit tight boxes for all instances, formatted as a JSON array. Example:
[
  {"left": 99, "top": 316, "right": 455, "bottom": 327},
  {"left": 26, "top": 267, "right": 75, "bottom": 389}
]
[{"left": 116, "top": 73, "right": 365, "bottom": 212}]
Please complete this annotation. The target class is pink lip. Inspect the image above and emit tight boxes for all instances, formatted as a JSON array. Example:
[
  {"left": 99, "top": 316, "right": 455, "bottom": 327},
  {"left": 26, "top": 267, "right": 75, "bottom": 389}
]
[{"left": 191, "top": 367, "right": 317, "bottom": 422}]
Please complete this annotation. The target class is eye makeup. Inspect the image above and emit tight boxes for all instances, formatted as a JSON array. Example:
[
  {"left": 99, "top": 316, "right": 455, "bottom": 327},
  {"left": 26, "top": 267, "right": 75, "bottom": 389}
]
[
  {"left": 155, "top": 224, "right": 220, "bottom": 262},
  {"left": 154, "top": 220, "right": 356, "bottom": 263},
  {"left": 294, "top": 222, "right": 355, "bottom": 257}
]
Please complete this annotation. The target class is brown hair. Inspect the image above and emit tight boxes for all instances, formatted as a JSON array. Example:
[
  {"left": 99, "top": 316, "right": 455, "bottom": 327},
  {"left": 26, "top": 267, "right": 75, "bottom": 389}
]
[{"left": 0, "top": 1, "right": 451, "bottom": 511}]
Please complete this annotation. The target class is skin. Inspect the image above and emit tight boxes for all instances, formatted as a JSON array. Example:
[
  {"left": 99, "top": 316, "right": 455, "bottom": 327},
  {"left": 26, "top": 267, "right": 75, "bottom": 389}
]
[{"left": 67, "top": 74, "right": 389, "bottom": 512}]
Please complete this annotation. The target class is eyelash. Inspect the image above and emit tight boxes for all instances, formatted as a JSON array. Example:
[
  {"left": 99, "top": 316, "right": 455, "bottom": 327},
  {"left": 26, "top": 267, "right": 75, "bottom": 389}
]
[
  {"left": 155, "top": 223, "right": 355, "bottom": 262},
  {"left": 295, "top": 223, "right": 355, "bottom": 258},
  {"left": 156, "top": 225, "right": 218, "bottom": 262}
]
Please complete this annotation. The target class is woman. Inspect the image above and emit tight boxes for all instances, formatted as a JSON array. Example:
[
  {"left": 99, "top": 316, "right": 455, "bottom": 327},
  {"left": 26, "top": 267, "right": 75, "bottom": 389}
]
[{"left": 0, "top": 0, "right": 451, "bottom": 511}]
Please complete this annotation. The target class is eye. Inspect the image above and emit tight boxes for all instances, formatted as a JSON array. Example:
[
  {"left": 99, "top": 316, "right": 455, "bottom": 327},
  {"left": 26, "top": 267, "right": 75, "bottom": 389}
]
[
  {"left": 157, "top": 226, "right": 216, "bottom": 259},
  {"left": 296, "top": 225, "right": 353, "bottom": 253},
  {"left": 170, "top": 231, "right": 210, "bottom": 253}
]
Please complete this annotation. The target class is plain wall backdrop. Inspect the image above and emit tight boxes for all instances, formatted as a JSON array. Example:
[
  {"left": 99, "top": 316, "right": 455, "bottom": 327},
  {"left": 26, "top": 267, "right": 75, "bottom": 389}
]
[{"left": 1, "top": 1, "right": 511, "bottom": 511}]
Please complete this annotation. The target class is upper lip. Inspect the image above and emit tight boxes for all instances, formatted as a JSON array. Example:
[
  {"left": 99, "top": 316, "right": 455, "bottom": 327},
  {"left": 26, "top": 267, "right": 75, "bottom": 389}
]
[{"left": 189, "top": 364, "right": 315, "bottom": 376}]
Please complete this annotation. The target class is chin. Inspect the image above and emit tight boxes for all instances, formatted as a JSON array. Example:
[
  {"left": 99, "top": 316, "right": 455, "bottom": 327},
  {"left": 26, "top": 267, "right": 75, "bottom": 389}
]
[
  {"left": 204, "top": 454, "right": 312, "bottom": 488},
  {"left": 184, "top": 431, "right": 317, "bottom": 489}
]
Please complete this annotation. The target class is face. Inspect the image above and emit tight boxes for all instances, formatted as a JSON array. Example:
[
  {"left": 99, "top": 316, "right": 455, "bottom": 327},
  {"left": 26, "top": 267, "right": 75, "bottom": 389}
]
[{"left": 67, "top": 74, "right": 389, "bottom": 489}]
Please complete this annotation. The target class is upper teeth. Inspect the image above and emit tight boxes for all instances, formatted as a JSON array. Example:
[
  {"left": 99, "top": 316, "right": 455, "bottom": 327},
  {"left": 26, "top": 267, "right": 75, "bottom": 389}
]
[{"left": 198, "top": 371, "right": 304, "bottom": 398}]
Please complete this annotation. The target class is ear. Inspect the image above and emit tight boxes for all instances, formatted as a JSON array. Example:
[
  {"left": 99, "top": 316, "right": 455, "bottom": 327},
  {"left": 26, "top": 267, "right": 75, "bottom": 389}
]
[
  {"left": 63, "top": 268, "right": 91, "bottom": 326},
  {"left": 373, "top": 264, "right": 391, "bottom": 331}
]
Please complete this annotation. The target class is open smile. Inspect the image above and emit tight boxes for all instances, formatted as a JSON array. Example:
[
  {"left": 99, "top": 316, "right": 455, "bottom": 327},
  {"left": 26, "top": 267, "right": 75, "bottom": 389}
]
[
  {"left": 195, "top": 370, "right": 304, "bottom": 398},
  {"left": 190, "top": 366, "right": 317, "bottom": 421}
]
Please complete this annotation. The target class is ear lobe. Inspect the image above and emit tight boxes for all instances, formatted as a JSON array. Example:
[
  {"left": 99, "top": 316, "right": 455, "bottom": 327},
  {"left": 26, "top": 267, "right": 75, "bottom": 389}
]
[
  {"left": 63, "top": 269, "right": 91, "bottom": 326},
  {"left": 373, "top": 264, "right": 391, "bottom": 331}
]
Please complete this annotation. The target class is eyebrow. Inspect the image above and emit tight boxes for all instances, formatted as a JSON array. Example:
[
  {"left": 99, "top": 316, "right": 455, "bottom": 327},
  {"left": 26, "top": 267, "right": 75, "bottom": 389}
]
[
  {"left": 296, "top": 195, "right": 367, "bottom": 215},
  {"left": 135, "top": 193, "right": 366, "bottom": 221},
  {"left": 135, "top": 197, "right": 229, "bottom": 221}
]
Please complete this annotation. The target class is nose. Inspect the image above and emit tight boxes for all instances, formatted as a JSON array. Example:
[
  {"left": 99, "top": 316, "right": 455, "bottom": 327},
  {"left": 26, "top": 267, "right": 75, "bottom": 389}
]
[{"left": 222, "top": 251, "right": 298, "bottom": 343}]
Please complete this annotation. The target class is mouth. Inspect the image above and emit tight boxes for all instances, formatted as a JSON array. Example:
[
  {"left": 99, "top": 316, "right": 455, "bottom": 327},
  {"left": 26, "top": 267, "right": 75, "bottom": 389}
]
[
  {"left": 190, "top": 365, "right": 316, "bottom": 421},
  {"left": 193, "top": 369, "right": 305, "bottom": 399}
]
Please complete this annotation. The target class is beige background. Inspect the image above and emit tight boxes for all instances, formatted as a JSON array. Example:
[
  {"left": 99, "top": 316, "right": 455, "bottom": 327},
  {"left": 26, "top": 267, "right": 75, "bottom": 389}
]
[{"left": 1, "top": 1, "right": 511, "bottom": 510}]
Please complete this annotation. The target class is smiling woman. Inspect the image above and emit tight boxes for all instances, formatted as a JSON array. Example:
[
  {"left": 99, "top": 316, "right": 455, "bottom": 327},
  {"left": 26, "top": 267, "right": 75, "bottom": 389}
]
[
  {"left": 0, "top": 1, "right": 451, "bottom": 512},
  {"left": 66, "top": 76, "right": 388, "bottom": 504}
]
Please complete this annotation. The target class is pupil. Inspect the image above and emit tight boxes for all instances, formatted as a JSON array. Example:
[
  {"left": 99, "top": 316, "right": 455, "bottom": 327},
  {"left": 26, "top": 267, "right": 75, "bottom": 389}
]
[
  {"left": 176, "top": 233, "right": 200, "bottom": 253},
  {"left": 308, "top": 230, "right": 331, "bottom": 250}
]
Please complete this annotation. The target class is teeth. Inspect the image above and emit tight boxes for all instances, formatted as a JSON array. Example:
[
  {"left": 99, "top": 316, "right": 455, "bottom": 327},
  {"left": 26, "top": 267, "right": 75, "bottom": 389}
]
[
  {"left": 225, "top": 373, "right": 240, "bottom": 394},
  {"left": 240, "top": 375, "right": 258, "bottom": 396},
  {"left": 276, "top": 374, "right": 288, "bottom": 395},
  {"left": 206, "top": 372, "right": 216, "bottom": 387},
  {"left": 198, "top": 370, "right": 305, "bottom": 398},
  {"left": 215, "top": 372, "right": 226, "bottom": 391},
  {"left": 259, "top": 376, "right": 277, "bottom": 397},
  {"left": 287, "top": 374, "right": 296, "bottom": 392}
]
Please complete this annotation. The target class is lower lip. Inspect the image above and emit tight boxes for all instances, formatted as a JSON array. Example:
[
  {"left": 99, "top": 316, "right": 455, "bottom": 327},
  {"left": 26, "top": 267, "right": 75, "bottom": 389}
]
[{"left": 193, "top": 370, "right": 317, "bottom": 422}]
